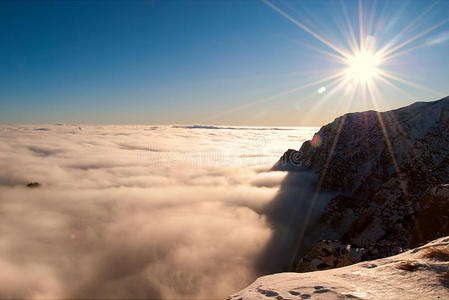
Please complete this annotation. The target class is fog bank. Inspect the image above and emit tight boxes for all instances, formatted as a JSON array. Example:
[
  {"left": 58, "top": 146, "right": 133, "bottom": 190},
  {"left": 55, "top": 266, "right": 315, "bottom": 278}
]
[{"left": 0, "top": 125, "right": 316, "bottom": 299}]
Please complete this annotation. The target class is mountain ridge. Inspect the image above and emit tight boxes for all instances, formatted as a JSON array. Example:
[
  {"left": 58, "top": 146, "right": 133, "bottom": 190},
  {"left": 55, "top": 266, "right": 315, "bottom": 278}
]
[{"left": 271, "top": 95, "right": 449, "bottom": 267}]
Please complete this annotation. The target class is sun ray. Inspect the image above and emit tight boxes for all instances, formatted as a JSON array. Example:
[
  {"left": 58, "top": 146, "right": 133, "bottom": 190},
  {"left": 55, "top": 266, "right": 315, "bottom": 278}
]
[
  {"left": 289, "top": 108, "right": 352, "bottom": 268},
  {"left": 288, "top": 39, "right": 348, "bottom": 64},
  {"left": 381, "top": 42, "right": 428, "bottom": 62},
  {"left": 380, "top": 70, "right": 444, "bottom": 96},
  {"left": 377, "top": 0, "right": 442, "bottom": 56},
  {"left": 203, "top": 71, "right": 347, "bottom": 124},
  {"left": 358, "top": 0, "right": 365, "bottom": 50},
  {"left": 368, "top": 80, "right": 415, "bottom": 147},
  {"left": 262, "top": 0, "right": 350, "bottom": 59},
  {"left": 367, "top": 83, "right": 409, "bottom": 200},
  {"left": 381, "top": 18, "right": 449, "bottom": 58},
  {"left": 371, "top": 81, "right": 437, "bottom": 197},
  {"left": 340, "top": 0, "right": 359, "bottom": 53},
  {"left": 371, "top": 0, "right": 389, "bottom": 38},
  {"left": 365, "top": 0, "right": 378, "bottom": 40},
  {"left": 319, "top": 76, "right": 352, "bottom": 101},
  {"left": 281, "top": 0, "right": 335, "bottom": 45},
  {"left": 299, "top": 75, "right": 352, "bottom": 125},
  {"left": 225, "top": 71, "right": 346, "bottom": 112},
  {"left": 287, "top": 76, "right": 363, "bottom": 268},
  {"left": 382, "top": 28, "right": 449, "bottom": 62},
  {"left": 267, "top": 76, "right": 356, "bottom": 269},
  {"left": 376, "top": 73, "right": 415, "bottom": 99}
]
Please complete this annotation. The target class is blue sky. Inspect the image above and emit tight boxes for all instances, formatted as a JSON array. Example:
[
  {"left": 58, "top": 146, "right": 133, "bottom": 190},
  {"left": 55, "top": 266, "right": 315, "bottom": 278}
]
[{"left": 1, "top": 0, "right": 449, "bottom": 126}]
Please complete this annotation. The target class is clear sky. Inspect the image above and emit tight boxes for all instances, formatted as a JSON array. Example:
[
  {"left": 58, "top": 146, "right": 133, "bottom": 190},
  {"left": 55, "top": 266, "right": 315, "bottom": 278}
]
[{"left": 1, "top": 0, "right": 449, "bottom": 126}]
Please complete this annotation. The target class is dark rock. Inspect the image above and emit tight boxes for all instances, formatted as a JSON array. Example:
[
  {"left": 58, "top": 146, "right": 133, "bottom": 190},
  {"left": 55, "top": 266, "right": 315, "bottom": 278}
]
[
  {"left": 411, "top": 184, "right": 449, "bottom": 246},
  {"left": 26, "top": 182, "right": 41, "bottom": 188},
  {"left": 296, "top": 240, "right": 365, "bottom": 272}
]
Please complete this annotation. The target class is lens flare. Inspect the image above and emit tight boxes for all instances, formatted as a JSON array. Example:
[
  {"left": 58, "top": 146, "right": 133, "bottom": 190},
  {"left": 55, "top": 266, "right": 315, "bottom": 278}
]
[
  {"left": 310, "top": 133, "right": 322, "bottom": 148},
  {"left": 317, "top": 86, "right": 326, "bottom": 94}
]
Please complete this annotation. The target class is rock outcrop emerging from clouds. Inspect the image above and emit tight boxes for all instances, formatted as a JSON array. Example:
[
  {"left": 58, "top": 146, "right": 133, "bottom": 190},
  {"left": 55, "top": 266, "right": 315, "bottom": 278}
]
[{"left": 274, "top": 96, "right": 449, "bottom": 267}]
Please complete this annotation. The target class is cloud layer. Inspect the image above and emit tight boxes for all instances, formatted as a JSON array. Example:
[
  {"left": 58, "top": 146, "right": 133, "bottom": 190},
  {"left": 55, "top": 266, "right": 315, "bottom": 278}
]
[{"left": 0, "top": 124, "right": 316, "bottom": 299}]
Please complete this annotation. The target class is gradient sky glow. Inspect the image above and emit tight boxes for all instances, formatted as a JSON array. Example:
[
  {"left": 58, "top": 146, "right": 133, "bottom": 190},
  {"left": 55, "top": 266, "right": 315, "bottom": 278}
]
[{"left": 1, "top": 0, "right": 449, "bottom": 126}]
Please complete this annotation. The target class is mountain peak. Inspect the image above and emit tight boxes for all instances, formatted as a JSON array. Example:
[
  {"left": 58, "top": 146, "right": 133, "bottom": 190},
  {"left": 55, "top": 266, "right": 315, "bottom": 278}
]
[{"left": 271, "top": 95, "right": 449, "bottom": 264}]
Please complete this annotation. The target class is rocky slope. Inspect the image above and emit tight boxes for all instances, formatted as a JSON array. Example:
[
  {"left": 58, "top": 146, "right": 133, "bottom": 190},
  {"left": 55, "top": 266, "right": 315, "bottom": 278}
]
[
  {"left": 273, "top": 96, "right": 449, "bottom": 267},
  {"left": 230, "top": 236, "right": 449, "bottom": 300}
]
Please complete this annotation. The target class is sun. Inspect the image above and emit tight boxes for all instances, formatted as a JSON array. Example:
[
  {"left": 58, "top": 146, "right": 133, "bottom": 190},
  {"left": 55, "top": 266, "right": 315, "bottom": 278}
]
[{"left": 345, "top": 50, "right": 381, "bottom": 85}]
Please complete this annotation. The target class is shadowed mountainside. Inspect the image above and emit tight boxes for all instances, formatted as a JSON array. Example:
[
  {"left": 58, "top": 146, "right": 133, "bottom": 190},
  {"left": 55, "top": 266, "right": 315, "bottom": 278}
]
[{"left": 261, "top": 96, "right": 449, "bottom": 273}]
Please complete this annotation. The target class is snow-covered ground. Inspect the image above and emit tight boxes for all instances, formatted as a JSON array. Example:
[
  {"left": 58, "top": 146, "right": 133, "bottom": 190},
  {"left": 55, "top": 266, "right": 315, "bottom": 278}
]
[{"left": 231, "top": 236, "right": 449, "bottom": 299}]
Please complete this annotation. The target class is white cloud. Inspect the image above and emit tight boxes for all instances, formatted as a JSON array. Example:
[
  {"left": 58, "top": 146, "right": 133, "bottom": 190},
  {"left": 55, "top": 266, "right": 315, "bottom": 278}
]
[{"left": 0, "top": 124, "right": 316, "bottom": 299}]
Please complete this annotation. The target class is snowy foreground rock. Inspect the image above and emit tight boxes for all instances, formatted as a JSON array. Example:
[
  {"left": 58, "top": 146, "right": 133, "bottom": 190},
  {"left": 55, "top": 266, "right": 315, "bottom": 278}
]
[{"left": 230, "top": 236, "right": 449, "bottom": 300}]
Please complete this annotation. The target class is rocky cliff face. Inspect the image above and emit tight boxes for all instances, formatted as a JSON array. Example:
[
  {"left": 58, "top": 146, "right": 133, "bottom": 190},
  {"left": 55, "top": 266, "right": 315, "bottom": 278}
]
[{"left": 274, "top": 96, "right": 449, "bottom": 267}]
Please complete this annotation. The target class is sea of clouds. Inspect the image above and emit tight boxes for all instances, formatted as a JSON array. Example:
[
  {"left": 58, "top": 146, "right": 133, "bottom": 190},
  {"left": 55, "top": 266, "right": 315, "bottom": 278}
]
[{"left": 0, "top": 124, "right": 317, "bottom": 299}]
